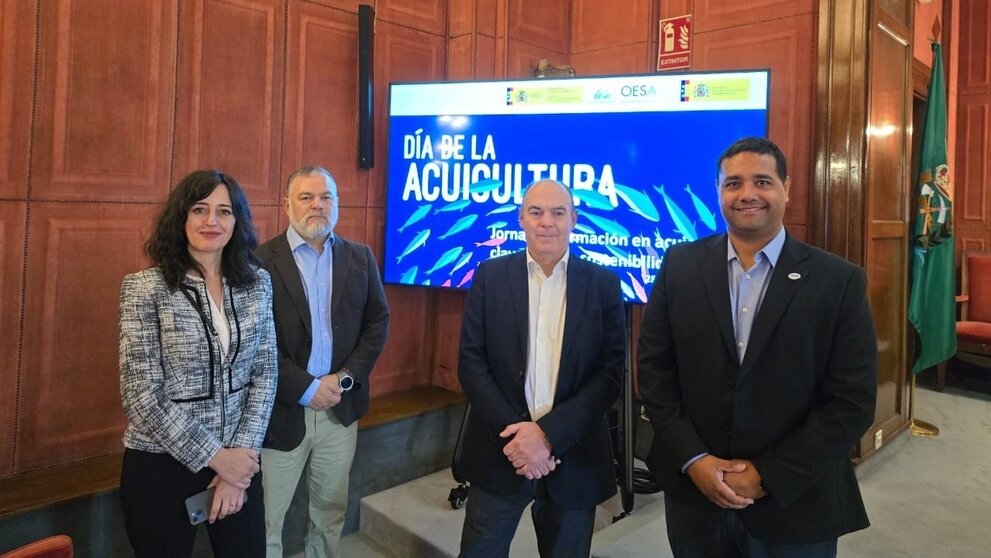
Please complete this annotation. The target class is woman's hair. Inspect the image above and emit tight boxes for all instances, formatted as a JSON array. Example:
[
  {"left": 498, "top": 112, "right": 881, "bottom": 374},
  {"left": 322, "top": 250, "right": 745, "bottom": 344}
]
[{"left": 146, "top": 169, "right": 260, "bottom": 290}]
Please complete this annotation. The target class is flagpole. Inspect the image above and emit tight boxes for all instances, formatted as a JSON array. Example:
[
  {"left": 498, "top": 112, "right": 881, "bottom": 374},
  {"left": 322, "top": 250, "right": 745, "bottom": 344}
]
[{"left": 908, "top": 374, "right": 939, "bottom": 437}]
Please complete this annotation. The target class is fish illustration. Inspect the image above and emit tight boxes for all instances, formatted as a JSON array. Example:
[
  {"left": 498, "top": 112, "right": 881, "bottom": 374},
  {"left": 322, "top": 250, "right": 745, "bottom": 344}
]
[
  {"left": 605, "top": 244, "right": 631, "bottom": 262},
  {"left": 613, "top": 182, "right": 660, "bottom": 222},
  {"left": 441, "top": 278, "right": 452, "bottom": 287},
  {"left": 578, "top": 246, "right": 615, "bottom": 266},
  {"left": 655, "top": 185, "right": 697, "bottom": 241},
  {"left": 439, "top": 214, "right": 479, "bottom": 239},
  {"left": 396, "top": 229, "right": 430, "bottom": 263},
  {"left": 487, "top": 220, "right": 508, "bottom": 231},
  {"left": 620, "top": 280, "right": 636, "bottom": 300},
  {"left": 573, "top": 222, "right": 596, "bottom": 235},
  {"left": 583, "top": 212, "right": 631, "bottom": 238},
  {"left": 399, "top": 266, "right": 418, "bottom": 284},
  {"left": 627, "top": 272, "right": 648, "bottom": 302},
  {"left": 426, "top": 246, "right": 464, "bottom": 274},
  {"left": 457, "top": 268, "right": 475, "bottom": 288},
  {"left": 399, "top": 204, "right": 432, "bottom": 233},
  {"left": 474, "top": 237, "right": 508, "bottom": 247},
  {"left": 572, "top": 188, "right": 613, "bottom": 210},
  {"left": 685, "top": 184, "right": 717, "bottom": 231},
  {"left": 450, "top": 252, "right": 473, "bottom": 275},
  {"left": 469, "top": 178, "right": 504, "bottom": 194},
  {"left": 486, "top": 204, "right": 518, "bottom": 216},
  {"left": 422, "top": 279, "right": 431, "bottom": 286},
  {"left": 435, "top": 199, "right": 472, "bottom": 214}
]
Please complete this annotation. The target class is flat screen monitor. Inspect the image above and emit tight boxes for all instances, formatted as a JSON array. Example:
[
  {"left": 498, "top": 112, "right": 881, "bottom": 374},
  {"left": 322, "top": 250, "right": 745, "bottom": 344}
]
[{"left": 383, "top": 69, "right": 770, "bottom": 302}]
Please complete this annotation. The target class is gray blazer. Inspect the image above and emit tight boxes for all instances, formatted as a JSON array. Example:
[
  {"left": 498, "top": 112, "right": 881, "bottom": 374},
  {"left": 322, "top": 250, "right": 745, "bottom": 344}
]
[
  {"left": 257, "top": 232, "right": 390, "bottom": 451},
  {"left": 118, "top": 267, "right": 278, "bottom": 472}
]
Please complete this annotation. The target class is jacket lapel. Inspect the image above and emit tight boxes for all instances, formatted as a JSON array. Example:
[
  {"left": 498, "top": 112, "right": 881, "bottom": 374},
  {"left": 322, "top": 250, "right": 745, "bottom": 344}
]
[
  {"left": 700, "top": 234, "right": 738, "bottom": 361},
  {"left": 507, "top": 251, "right": 529, "bottom": 366},
  {"left": 556, "top": 255, "right": 588, "bottom": 401},
  {"left": 331, "top": 237, "right": 350, "bottom": 318},
  {"left": 739, "top": 234, "right": 808, "bottom": 378},
  {"left": 270, "top": 233, "right": 312, "bottom": 339}
]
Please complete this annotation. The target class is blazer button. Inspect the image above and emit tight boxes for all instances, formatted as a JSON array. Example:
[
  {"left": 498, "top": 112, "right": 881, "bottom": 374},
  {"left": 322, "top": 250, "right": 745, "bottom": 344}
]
[
  {"left": 724, "top": 424, "right": 731, "bottom": 433},
  {"left": 518, "top": 370, "right": 524, "bottom": 378}
]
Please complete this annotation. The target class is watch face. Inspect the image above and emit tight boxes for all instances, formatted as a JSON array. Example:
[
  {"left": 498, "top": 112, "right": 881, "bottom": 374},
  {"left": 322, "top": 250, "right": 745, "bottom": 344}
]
[{"left": 339, "top": 373, "right": 355, "bottom": 391}]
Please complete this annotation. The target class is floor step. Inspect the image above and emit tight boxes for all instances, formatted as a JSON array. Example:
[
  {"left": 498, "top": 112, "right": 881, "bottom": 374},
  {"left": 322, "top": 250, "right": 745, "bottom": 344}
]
[{"left": 360, "top": 468, "right": 667, "bottom": 558}]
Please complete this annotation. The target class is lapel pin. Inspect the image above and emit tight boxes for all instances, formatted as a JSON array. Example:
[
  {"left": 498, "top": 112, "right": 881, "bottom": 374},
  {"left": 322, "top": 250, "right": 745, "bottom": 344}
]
[{"left": 788, "top": 272, "right": 801, "bottom": 280}]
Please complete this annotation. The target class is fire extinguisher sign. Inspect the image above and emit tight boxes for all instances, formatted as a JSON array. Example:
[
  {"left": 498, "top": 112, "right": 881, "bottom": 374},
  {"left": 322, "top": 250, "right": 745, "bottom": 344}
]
[{"left": 657, "top": 15, "right": 692, "bottom": 71}]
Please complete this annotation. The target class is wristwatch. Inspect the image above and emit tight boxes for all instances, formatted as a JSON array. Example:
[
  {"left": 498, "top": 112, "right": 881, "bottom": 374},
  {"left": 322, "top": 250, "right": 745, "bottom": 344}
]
[{"left": 337, "top": 369, "right": 356, "bottom": 392}]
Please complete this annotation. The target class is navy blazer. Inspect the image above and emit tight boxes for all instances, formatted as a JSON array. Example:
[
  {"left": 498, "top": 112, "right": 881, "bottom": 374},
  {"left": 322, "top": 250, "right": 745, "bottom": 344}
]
[
  {"left": 456, "top": 251, "right": 626, "bottom": 509},
  {"left": 638, "top": 233, "right": 877, "bottom": 543},
  {"left": 257, "top": 232, "right": 390, "bottom": 451}
]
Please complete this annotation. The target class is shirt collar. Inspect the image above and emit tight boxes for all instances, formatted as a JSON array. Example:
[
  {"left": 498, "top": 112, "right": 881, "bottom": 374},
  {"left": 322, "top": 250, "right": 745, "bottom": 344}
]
[
  {"left": 287, "top": 225, "right": 334, "bottom": 253},
  {"left": 526, "top": 249, "right": 569, "bottom": 277},
  {"left": 726, "top": 226, "right": 786, "bottom": 267}
]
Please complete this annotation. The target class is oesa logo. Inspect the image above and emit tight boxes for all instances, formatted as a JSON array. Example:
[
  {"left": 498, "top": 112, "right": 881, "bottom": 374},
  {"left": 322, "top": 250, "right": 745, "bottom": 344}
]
[
  {"left": 620, "top": 84, "right": 657, "bottom": 98},
  {"left": 593, "top": 89, "right": 612, "bottom": 101}
]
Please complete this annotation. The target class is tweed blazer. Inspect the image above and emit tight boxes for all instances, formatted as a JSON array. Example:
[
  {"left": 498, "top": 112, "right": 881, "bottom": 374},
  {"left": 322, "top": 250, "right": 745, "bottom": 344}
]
[{"left": 118, "top": 267, "right": 278, "bottom": 472}]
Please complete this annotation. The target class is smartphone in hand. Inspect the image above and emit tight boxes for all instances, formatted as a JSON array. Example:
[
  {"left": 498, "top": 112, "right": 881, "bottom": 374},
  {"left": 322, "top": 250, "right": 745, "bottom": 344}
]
[{"left": 184, "top": 487, "right": 215, "bottom": 525}]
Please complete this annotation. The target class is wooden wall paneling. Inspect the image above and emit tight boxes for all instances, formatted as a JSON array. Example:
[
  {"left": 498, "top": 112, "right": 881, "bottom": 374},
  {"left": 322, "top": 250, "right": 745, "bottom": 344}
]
[
  {"left": 571, "top": 0, "right": 649, "bottom": 54},
  {"left": 374, "top": 286, "right": 433, "bottom": 396},
  {"left": 336, "top": 205, "right": 367, "bottom": 243},
  {"left": 448, "top": 34, "right": 474, "bottom": 80},
  {"left": 860, "top": 8, "right": 913, "bottom": 457},
  {"left": 284, "top": 2, "right": 361, "bottom": 208},
  {"left": 16, "top": 203, "right": 158, "bottom": 471},
  {"left": 251, "top": 204, "right": 283, "bottom": 243},
  {"left": 955, "top": 98, "right": 989, "bottom": 226},
  {"left": 432, "top": 290, "right": 466, "bottom": 392},
  {"left": 174, "top": 0, "right": 284, "bottom": 206},
  {"left": 506, "top": 39, "right": 567, "bottom": 79},
  {"left": 0, "top": 0, "right": 35, "bottom": 200},
  {"left": 507, "top": 0, "right": 570, "bottom": 54},
  {"left": 369, "top": 21, "right": 446, "bottom": 208},
  {"left": 571, "top": 44, "right": 650, "bottom": 76},
  {"left": 449, "top": 0, "right": 473, "bottom": 38},
  {"left": 658, "top": 0, "right": 692, "bottom": 20},
  {"left": 377, "top": 0, "right": 446, "bottom": 36},
  {"left": 475, "top": 34, "right": 497, "bottom": 79},
  {"left": 694, "top": 14, "right": 817, "bottom": 229},
  {"left": 877, "top": 0, "right": 910, "bottom": 27},
  {"left": 0, "top": 203, "right": 26, "bottom": 476},
  {"left": 477, "top": 0, "right": 499, "bottom": 38},
  {"left": 957, "top": 0, "right": 990, "bottom": 95},
  {"left": 692, "top": 0, "right": 814, "bottom": 33},
  {"left": 812, "top": 0, "right": 869, "bottom": 258},
  {"left": 31, "top": 0, "right": 175, "bottom": 203}
]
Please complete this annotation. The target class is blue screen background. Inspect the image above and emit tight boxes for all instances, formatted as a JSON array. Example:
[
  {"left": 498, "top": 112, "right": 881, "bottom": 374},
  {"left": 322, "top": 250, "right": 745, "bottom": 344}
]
[{"left": 383, "top": 109, "right": 767, "bottom": 303}]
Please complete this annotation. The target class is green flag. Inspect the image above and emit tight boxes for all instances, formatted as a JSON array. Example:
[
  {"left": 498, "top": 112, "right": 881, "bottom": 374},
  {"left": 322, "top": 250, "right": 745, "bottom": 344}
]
[{"left": 908, "top": 41, "right": 956, "bottom": 373}]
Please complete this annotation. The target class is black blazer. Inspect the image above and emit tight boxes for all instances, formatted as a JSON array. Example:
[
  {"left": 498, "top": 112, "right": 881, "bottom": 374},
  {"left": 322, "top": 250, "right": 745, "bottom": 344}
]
[
  {"left": 257, "top": 232, "right": 390, "bottom": 451},
  {"left": 637, "top": 233, "right": 878, "bottom": 543},
  {"left": 456, "top": 252, "right": 626, "bottom": 509}
]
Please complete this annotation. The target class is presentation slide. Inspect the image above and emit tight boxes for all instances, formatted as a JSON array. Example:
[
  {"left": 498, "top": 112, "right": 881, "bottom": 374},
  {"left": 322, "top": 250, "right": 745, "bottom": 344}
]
[{"left": 384, "top": 71, "right": 769, "bottom": 302}]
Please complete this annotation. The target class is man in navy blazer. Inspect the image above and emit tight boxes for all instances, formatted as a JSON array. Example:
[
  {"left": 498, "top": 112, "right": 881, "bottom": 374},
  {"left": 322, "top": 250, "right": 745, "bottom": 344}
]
[
  {"left": 638, "top": 137, "right": 877, "bottom": 557},
  {"left": 456, "top": 180, "right": 626, "bottom": 557}
]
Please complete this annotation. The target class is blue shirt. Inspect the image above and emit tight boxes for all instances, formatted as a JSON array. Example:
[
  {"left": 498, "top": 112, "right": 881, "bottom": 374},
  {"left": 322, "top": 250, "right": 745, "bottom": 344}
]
[
  {"left": 286, "top": 226, "right": 334, "bottom": 406},
  {"left": 727, "top": 227, "right": 786, "bottom": 363}
]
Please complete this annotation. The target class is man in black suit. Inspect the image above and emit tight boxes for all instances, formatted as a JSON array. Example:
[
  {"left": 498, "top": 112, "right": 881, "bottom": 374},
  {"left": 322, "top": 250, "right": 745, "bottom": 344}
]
[
  {"left": 637, "top": 137, "right": 878, "bottom": 557},
  {"left": 456, "top": 179, "right": 626, "bottom": 557},
  {"left": 256, "top": 165, "right": 389, "bottom": 558}
]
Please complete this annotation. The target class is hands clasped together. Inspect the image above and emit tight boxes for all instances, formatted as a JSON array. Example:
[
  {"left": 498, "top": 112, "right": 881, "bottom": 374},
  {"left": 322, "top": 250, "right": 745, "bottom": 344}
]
[
  {"left": 500, "top": 421, "right": 560, "bottom": 480},
  {"left": 686, "top": 455, "right": 767, "bottom": 509},
  {"left": 206, "top": 447, "right": 260, "bottom": 523}
]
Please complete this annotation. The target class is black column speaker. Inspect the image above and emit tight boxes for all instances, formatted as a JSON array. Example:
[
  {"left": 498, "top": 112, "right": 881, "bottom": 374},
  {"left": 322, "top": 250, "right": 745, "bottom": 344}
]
[{"left": 358, "top": 4, "right": 374, "bottom": 169}]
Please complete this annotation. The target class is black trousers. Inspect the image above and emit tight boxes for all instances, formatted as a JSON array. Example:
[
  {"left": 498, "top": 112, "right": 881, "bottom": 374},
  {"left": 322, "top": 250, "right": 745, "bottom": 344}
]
[
  {"left": 664, "top": 493, "right": 838, "bottom": 558},
  {"left": 459, "top": 481, "right": 596, "bottom": 558},
  {"left": 120, "top": 448, "right": 265, "bottom": 558}
]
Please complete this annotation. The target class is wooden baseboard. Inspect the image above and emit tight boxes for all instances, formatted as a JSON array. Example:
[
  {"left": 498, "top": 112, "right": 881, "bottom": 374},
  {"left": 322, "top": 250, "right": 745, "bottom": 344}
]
[{"left": 0, "top": 385, "right": 463, "bottom": 519}]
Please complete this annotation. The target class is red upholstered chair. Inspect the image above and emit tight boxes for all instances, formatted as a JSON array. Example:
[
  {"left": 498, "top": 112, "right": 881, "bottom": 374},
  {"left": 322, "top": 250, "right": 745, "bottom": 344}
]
[
  {"left": 936, "top": 250, "right": 991, "bottom": 390},
  {"left": 0, "top": 535, "right": 73, "bottom": 558}
]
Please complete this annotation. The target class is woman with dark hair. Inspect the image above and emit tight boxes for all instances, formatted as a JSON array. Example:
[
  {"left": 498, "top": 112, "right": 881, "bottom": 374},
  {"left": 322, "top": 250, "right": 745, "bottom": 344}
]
[{"left": 118, "top": 169, "right": 276, "bottom": 557}]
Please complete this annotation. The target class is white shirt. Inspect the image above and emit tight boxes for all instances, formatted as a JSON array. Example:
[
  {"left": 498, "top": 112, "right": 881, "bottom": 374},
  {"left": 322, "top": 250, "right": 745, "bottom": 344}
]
[{"left": 524, "top": 250, "right": 569, "bottom": 421}]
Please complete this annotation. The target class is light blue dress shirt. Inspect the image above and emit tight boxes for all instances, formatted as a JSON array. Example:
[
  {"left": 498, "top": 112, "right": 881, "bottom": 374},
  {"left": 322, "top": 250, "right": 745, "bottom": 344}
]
[{"left": 286, "top": 226, "right": 334, "bottom": 407}]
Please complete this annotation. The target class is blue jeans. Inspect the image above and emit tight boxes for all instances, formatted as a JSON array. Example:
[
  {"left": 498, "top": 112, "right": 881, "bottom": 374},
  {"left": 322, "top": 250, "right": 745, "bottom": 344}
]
[
  {"left": 664, "top": 494, "right": 838, "bottom": 558},
  {"left": 459, "top": 482, "right": 595, "bottom": 558}
]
